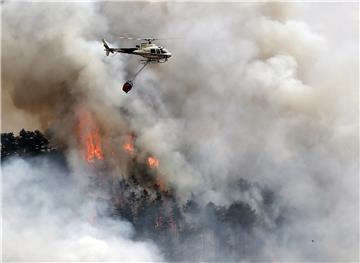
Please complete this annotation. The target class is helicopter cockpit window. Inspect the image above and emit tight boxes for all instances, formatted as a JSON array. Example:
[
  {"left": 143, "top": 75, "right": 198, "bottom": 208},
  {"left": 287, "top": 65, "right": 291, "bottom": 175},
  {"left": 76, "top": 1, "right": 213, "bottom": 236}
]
[
  {"left": 160, "top": 49, "right": 167, "bottom": 54},
  {"left": 156, "top": 49, "right": 161, "bottom": 54}
]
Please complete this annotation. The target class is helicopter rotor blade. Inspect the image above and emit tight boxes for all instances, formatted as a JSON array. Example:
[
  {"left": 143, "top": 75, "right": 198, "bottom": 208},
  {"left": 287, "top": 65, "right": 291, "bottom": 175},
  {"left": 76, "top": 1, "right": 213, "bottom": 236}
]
[
  {"left": 118, "top": 36, "right": 143, "bottom": 41},
  {"left": 118, "top": 36, "right": 180, "bottom": 42},
  {"left": 142, "top": 37, "right": 181, "bottom": 41}
]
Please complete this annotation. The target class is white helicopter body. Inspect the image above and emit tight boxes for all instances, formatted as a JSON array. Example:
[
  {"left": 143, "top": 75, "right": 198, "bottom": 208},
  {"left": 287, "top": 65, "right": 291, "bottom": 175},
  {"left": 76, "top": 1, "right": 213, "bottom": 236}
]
[{"left": 102, "top": 38, "right": 172, "bottom": 63}]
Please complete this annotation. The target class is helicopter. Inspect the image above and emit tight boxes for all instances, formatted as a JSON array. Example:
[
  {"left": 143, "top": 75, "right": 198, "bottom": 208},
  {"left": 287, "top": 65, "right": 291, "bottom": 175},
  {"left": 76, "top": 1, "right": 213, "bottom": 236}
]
[
  {"left": 102, "top": 37, "right": 172, "bottom": 63},
  {"left": 102, "top": 37, "right": 172, "bottom": 93}
]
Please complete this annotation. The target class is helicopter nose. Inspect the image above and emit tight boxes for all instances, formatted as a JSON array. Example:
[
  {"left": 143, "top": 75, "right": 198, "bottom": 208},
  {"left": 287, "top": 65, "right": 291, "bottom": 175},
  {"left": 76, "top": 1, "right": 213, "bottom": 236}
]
[{"left": 166, "top": 53, "right": 172, "bottom": 58}]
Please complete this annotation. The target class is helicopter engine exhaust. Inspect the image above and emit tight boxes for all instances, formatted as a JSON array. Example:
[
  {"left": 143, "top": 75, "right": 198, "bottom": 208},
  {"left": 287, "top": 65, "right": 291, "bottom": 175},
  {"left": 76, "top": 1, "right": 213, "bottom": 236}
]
[{"left": 123, "top": 80, "right": 133, "bottom": 93}]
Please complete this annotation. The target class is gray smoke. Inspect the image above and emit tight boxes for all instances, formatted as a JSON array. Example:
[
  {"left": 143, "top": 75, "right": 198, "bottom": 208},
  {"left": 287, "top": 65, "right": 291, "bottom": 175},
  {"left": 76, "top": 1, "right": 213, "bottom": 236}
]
[{"left": 2, "top": 1, "right": 358, "bottom": 261}]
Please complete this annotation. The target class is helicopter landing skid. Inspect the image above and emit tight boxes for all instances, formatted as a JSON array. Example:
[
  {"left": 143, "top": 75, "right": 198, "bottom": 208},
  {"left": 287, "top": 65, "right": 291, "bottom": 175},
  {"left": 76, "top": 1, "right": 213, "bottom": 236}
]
[{"left": 140, "top": 58, "right": 167, "bottom": 64}]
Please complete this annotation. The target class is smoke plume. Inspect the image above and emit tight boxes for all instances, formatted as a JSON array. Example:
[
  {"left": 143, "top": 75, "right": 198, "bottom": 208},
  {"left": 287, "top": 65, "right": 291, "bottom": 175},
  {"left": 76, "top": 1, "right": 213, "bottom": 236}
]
[{"left": 2, "top": 2, "right": 358, "bottom": 261}]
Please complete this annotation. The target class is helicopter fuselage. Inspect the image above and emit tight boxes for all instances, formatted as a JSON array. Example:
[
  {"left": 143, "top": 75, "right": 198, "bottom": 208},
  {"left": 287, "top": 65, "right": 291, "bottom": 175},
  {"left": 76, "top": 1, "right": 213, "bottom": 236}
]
[{"left": 104, "top": 41, "right": 171, "bottom": 63}]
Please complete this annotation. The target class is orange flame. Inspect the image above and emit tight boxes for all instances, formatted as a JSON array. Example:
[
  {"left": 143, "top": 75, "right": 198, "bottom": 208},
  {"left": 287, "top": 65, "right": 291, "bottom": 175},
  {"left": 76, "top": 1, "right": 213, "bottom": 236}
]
[
  {"left": 123, "top": 134, "right": 135, "bottom": 155},
  {"left": 147, "top": 156, "right": 159, "bottom": 168},
  {"left": 85, "top": 128, "right": 104, "bottom": 162},
  {"left": 77, "top": 108, "right": 104, "bottom": 163}
]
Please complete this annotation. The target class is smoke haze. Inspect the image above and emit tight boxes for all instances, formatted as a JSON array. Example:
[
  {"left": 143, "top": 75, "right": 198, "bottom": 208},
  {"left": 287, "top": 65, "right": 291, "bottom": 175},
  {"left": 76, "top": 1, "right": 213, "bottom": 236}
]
[
  {"left": 2, "top": 2, "right": 359, "bottom": 261},
  {"left": 2, "top": 157, "right": 163, "bottom": 261}
]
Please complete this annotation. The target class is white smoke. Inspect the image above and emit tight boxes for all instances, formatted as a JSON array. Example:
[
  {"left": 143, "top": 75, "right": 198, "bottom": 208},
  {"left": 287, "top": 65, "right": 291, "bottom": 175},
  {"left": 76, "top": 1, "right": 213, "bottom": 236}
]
[
  {"left": 2, "top": 157, "right": 163, "bottom": 261},
  {"left": 102, "top": 2, "right": 359, "bottom": 260},
  {"left": 2, "top": 1, "right": 358, "bottom": 261}
]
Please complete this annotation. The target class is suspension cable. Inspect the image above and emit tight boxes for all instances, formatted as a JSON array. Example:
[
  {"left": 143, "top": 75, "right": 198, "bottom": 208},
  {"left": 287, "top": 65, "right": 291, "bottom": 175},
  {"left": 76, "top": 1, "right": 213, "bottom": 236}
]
[{"left": 131, "top": 60, "right": 150, "bottom": 82}]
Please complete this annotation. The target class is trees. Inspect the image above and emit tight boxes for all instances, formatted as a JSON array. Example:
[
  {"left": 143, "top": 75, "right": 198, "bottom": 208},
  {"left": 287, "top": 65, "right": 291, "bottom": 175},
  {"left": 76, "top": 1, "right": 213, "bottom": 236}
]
[
  {"left": 1, "top": 129, "right": 265, "bottom": 261},
  {"left": 1, "top": 129, "right": 54, "bottom": 160},
  {"left": 225, "top": 202, "right": 257, "bottom": 229},
  {"left": 1, "top": 132, "right": 17, "bottom": 159}
]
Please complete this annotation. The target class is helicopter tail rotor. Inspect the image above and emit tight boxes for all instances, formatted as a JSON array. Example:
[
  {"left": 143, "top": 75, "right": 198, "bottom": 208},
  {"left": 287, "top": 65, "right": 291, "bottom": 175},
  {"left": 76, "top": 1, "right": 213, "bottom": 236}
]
[{"left": 102, "top": 39, "right": 114, "bottom": 56}]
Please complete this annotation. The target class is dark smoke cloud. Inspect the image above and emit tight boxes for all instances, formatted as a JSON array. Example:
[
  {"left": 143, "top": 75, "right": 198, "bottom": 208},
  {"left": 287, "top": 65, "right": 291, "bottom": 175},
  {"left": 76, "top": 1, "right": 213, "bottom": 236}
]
[{"left": 2, "top": 1, "right": 358, "bottom": 261}]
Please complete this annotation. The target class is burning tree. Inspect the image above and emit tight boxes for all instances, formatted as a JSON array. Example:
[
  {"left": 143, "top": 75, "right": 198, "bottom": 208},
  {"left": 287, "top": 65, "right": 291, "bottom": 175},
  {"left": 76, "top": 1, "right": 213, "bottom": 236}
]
[{"left": 1, "top": 129, "right": 276, "bottom": 261}]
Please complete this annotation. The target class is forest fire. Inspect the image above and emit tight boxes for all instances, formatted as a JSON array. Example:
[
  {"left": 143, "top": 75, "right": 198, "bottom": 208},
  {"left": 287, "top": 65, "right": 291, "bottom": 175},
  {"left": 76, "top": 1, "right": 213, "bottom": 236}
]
[
  {"left": 85, "top": 129, "right": 104, "bottom": 162},
  {"left": 123, "top": 134, "right": 135, "bottom": 155},
  {"left": 147, "top": 156, "right": 159, "bottom": 168},
  {"left": 122, "top": 134, "right": 159, "bottom": 169},
  {"left": 77, "top": 108, "right": 104, "bottom": 163},
  {"left": 2, "top": 129, "right": 264, "bottom": 261}
]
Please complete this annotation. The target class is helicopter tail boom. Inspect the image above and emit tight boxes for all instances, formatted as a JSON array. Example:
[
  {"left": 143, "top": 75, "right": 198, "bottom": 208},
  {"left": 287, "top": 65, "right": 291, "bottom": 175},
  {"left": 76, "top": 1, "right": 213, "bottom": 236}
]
[{"left": 103, "top": 39, "right": 138, "bottom": 56}]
